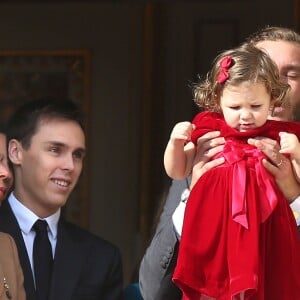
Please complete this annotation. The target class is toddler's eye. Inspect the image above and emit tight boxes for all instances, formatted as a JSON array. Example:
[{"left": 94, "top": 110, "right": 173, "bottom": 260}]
[{"left": 251, "top": 105, "right": 262, "bottom": 109}]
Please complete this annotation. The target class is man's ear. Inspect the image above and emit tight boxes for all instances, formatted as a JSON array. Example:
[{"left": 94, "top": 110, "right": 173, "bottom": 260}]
[{"left": 8, "top": 139, "right": 23, "bottom": 165}]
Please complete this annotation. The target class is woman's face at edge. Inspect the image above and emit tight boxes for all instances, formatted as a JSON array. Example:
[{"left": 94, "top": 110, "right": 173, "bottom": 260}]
[{"left": 0, "top": 133, "right": 13, "bottom": 202}]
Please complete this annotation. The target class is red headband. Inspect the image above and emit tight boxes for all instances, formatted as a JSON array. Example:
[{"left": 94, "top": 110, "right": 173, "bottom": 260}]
[{"left": 217, "top": 56, "right": 233, "bottom": 83}]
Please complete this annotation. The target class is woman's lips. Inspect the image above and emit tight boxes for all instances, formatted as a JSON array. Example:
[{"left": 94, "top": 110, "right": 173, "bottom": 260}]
[{"left": 0, "top": 187, "right": 7, "bottom": 196}]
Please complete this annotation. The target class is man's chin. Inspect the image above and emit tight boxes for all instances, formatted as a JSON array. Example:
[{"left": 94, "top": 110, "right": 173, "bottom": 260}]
[
  {"left": 292, "top": 103, "right": 300, "bottom": 122},
  {"left": 269, "top": 111, "right": 289, "bottom": 121},
  {"left": 269, "top": 106, "right": 294, "bottom": 121}
]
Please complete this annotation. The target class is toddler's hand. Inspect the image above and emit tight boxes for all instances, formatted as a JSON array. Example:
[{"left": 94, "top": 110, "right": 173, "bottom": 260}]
[
  {"left": 170, "top": 122, "right": 195, "bottom": 144},
  {"left": 279, "top": 132, "right": 300, "bottom": 154}
]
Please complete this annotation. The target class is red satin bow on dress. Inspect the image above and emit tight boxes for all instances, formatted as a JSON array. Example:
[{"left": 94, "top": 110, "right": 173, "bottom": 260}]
[
  {"left": 221, "top": 140, "right": 278, "bottom": 228},
  {"left": 217, "top": 56, "right": 233, "bottom": 83}
]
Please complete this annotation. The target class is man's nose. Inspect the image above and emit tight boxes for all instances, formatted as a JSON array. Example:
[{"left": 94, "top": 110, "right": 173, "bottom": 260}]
[{"left": 62, "top": 154, "right": 75, "bottom": 171}]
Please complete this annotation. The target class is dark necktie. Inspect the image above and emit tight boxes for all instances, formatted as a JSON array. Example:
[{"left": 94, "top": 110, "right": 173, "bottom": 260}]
[{"left": 33, "top": 219, "right": 53, "bottom": 300}]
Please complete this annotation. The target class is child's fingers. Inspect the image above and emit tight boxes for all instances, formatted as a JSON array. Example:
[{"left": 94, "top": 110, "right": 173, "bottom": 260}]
[
  {"left": 170, "top": 133, "right": 189, "bottom": 141},
  {"left": 279, "top": 148, "right": 290, "bottom": 154}
]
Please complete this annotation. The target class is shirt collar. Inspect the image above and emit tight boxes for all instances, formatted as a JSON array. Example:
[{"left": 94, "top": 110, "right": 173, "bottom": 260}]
[{"left": 8, "top": 192, "right": 60, "bottom": 239}]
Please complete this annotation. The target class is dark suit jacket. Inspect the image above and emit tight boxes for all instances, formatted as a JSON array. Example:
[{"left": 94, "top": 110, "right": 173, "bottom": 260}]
[
  {"left": 139, "top": 179, "right": 188, "bottom": 300},
  {"left": 0, "top": 199, "right": 123, "bottom": 300}
]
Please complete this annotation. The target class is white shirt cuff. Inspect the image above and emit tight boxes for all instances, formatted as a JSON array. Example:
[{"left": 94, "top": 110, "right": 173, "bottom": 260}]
[
  {"left": 290, "top": 196, "right": 300, "bottom": 226},
  {"left": 172, "top": 188, "right": 190, "bottom": 239}
]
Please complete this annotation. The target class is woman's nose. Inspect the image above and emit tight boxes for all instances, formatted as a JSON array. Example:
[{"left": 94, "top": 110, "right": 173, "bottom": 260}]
[
  {"left": 0, "top": 166, "right": 11, "bottom": 178},
  {"left": 0, "top": 165, "right": 12, "bottom": 186}
]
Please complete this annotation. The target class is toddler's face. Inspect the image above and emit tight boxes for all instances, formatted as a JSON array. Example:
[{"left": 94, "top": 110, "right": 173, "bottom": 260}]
[{"left": 220, "top": 81, "right": 271, "bottom": 132}]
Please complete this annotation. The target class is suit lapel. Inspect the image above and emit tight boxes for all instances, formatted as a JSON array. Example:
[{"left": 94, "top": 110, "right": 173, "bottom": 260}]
[
  {"left": 0, "top": 200, "right": 36, "bottom": 300},
  {"left": 0, "top": 202, "right": 93, "bottom": 300},
  {"left": 49, "top": 218, "right": 84, "bottom": 300}
]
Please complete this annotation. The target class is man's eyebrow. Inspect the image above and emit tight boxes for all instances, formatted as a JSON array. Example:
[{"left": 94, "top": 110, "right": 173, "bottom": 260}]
[
  {"left": 282, "top": 64, "right": 300, "bottom": 71},
  {"left": 47, "top": 141, "right": 65, "bottom": 145},
  {"left": 46, "top": 141, "right": 86, "bottom": 153}
]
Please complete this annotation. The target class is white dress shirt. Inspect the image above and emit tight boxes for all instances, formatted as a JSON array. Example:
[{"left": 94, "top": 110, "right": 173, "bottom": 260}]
[
  {"left": 290, "top": 197, "right": 300, "bottom": 226},
  {"left": 8, "top": 192, "right": 60, "bottom": 274}
]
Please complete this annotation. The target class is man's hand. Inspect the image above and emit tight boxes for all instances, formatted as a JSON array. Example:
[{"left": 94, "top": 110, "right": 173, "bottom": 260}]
[
  {"left": 248, "top": 137, "right": 300, "bottom": 202},
  {"left": 190, "top": 131, "right": 225, "bottom": 189}
]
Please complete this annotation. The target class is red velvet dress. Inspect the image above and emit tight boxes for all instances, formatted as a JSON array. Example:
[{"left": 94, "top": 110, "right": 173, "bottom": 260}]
[{"left": 172, "top": 111, "right": 300, "bottom": 300}]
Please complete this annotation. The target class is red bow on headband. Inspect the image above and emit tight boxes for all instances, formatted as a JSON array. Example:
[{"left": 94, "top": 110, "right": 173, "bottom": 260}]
[{"left": 217, "top": 56, "right": 233, "bottom": 83}]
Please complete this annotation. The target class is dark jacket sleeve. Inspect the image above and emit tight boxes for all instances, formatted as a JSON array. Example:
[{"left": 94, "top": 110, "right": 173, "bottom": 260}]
[{"left": 139, "top": 179, "right": 189, "bottom": 300}]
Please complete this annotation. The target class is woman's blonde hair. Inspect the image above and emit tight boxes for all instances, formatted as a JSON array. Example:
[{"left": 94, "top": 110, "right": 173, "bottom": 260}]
[{"left": 193, "top": 44, "right": 290, "bottom": 114}]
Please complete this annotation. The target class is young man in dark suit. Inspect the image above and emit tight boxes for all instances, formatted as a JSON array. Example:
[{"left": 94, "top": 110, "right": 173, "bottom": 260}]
[{"left": 0, "top": 97, "right": 123, "bottom": 300}]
